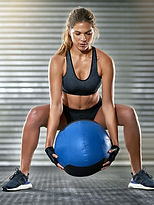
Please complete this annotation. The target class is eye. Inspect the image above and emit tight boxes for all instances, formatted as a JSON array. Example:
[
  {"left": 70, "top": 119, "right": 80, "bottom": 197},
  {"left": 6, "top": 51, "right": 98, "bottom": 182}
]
[
  {"left": 75, "top": 32, "right": 80, "bottom": 35},
  {"left": 86, "top": 31, "right": 92, "bottom": 35}
]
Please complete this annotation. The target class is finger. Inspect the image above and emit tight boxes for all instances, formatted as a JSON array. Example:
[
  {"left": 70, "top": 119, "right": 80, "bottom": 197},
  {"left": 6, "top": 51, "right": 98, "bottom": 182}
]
[
  {"left": 52, "top": 153, "right": 58, "bottom": 158},
  {"left": 101, "top": 165, "right": 110, "bottom": 170},
  {"left": 109, "top": 147, "right": 119, "bottom": 153},
  {"left": 108, "top": 149, "right": 115, "bottom": 153},
  {"left": 103, "top": 161, "right": 110, "bottom": 166},
  {"left": 57, "top": 163, "right": 64, "bottom": 170}
]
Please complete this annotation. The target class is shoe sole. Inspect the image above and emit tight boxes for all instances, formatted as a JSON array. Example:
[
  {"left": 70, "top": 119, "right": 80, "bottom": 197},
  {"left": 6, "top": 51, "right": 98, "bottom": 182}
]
[
  {"left": 2, "top": 183, "right": 32, "bottom": 192},
  {"left": 128, "top": 182, "right": 154, "bottom": 190}
]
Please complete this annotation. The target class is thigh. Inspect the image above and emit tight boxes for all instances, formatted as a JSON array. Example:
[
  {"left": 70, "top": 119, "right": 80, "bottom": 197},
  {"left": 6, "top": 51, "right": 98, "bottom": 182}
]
[
  {"left": 94, "top": 104, "right": 130, "bottom": 128},
  {"left": 31, "top": 104, "right": 67, "bottom": 130},
  {"left": 115, "top": 104, "right": 135, "bottom": 126}
]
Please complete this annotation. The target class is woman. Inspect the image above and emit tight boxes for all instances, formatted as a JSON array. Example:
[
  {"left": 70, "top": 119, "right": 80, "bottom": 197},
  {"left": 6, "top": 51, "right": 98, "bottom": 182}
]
[{"left": 2, "top": 7, "right": 154, "bottom": 191}]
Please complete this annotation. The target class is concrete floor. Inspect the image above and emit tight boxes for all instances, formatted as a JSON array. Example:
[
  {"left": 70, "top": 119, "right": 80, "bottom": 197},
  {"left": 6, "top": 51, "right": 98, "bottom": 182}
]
[{"left": 0, "top": 166, "right": 154, "bottom": 205}]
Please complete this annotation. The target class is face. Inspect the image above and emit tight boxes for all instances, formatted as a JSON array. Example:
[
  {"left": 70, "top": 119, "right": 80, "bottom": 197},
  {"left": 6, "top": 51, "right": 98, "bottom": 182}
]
[{"left": 70, "top": 21, "right": 94, "bottom": 51}]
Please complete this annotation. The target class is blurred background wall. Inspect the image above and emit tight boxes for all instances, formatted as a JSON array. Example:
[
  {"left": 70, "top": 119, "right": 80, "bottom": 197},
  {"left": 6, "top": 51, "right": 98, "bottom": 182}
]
[{"left": 0, "top": 0, "right": 154, "bottom": 166}]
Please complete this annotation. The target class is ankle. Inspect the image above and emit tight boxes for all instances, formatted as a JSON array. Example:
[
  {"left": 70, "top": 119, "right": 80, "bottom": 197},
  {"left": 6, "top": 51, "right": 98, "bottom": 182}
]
[
  {"left": 20, "top": 168, "right": 29, "bottom": 176},
  {"left": 132, "top": 168, "right": 142, "bottom": 176}
]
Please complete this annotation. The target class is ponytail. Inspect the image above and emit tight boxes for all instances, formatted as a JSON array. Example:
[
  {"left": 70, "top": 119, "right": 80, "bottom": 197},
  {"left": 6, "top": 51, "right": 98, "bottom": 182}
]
[{"left": 56, "top": 30, "right": 73, "bottom": 56}]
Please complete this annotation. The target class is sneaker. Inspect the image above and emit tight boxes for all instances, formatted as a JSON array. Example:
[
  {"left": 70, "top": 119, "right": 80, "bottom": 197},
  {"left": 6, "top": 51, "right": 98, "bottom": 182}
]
[
  {"left": 128, "top": 169, "right": 154, "bottom": 190},
  {"left": 2, "top": 168, "right": 32, "bottom": 191}
]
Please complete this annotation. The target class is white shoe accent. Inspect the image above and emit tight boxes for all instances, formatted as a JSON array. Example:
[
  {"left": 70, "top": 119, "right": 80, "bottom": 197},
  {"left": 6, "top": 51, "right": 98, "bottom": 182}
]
[
  {"left": 128, "top": 182, "right": 154, "bottom": 190},
  {"left": 5, "top": 182, "right": 32, "bottom": 191}
]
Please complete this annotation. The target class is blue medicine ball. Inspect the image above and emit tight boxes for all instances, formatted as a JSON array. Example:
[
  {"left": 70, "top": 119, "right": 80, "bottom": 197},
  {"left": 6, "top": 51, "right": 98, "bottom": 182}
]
[{"left": 54, "top": 120, "right": 111, "bottom": 177}]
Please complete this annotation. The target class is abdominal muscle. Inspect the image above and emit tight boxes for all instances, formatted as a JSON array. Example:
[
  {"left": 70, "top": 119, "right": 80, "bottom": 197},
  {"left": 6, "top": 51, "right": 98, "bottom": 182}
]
[{"left": 62, "top": 91, "right": 100, "bottom": 110}]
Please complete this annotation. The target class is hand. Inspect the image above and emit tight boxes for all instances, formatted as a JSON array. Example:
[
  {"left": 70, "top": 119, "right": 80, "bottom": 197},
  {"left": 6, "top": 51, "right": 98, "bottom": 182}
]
[
  {"left": 45, "top": 147, "right": 64, "bottom": 170},
  {"left": 102, "top": 145, "right": 120, "bottom": 170}
]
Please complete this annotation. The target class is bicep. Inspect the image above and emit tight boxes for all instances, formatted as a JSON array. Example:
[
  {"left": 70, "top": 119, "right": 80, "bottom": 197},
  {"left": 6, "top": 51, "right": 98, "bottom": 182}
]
[
  {"left": 48, "top": 56, "right": 64, "bottom": 106},
  {"left": 102, "top": 57, "right": 115, "bottom": 106}
]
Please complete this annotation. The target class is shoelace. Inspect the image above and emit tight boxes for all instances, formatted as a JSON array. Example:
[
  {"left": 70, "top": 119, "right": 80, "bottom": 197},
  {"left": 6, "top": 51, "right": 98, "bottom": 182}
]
[
  {"left": 144, "top": 170, "right": 153, "bottom": 179},
  {"left": 132, "top": 169, "right": 153, "bottom": 180},
  {"left": 9, "top": 168, "right": 20, "bottom": 180}
]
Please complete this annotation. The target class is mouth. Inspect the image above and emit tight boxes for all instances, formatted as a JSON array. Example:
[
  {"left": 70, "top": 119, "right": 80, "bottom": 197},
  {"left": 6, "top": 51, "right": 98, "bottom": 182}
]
[{"left": 79, "top": 43, "right": 87, "bottom": 47}]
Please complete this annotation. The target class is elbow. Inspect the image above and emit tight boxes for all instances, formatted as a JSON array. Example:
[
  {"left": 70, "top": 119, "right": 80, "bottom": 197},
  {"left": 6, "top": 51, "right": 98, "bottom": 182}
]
[
  {"left": 102, "top": 103, "right": 115, "bottom": 116},
  {"left": 102, "top": 102, "right": 114, "bottom": 111},
  {"left": 50, "top": 103, "right": 63, "bottom": 116}
]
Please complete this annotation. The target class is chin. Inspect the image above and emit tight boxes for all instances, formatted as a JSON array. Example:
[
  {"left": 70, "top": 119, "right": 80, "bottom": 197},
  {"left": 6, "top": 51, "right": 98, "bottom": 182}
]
[
  {"left": 79, "top": 45, "right": 89, "bottom": 51},
  {"left": 73, "top": 44, "right": 91, "bottom": 52}
]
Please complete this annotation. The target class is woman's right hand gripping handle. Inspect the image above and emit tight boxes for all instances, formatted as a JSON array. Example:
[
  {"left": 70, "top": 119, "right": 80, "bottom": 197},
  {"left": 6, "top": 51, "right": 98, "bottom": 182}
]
[
  {"left": 45, "top": 147, "right": 64, "bottom": 170},
  {"left": 45, "top": 55, "right": 65, "bottom": 170}
]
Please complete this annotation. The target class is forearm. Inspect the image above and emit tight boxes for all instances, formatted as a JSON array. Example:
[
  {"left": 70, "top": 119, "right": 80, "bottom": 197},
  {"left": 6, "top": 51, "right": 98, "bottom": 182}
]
[
  {"left": 103, "top": 105, "right": 119, "bottom": 146},
  {"left": 45, "top": 104, "right": 62, "bottom": 148}
]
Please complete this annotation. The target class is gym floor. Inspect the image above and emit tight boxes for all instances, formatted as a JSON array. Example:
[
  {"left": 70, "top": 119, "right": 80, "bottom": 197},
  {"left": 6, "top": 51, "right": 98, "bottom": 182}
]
[{"left": 0, "top": 166, "right": 154, "bottom": 205}]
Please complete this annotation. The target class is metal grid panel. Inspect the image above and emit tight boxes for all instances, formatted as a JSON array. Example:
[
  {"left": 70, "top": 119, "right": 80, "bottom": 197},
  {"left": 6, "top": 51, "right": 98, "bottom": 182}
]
[{"left": 0, "top": 0, "right": 154, "bottom": 165}]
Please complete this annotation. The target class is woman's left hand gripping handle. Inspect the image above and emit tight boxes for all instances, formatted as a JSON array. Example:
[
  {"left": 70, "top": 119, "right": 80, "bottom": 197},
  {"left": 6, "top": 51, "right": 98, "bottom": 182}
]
[{"left": 102, "top": 145, "right": 120, "bottom": 170}]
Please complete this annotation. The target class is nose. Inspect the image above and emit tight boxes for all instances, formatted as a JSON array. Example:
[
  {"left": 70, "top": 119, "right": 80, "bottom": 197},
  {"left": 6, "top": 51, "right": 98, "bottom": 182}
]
[{"left": 81, "top": 34, "right": 86, "bottom": 42}]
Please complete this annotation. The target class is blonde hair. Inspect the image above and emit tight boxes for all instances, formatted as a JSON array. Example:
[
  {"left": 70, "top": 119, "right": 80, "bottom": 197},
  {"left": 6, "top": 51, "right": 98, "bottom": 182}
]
[{"left": 57, "top": 7, "right": 99, "bottom": 56}]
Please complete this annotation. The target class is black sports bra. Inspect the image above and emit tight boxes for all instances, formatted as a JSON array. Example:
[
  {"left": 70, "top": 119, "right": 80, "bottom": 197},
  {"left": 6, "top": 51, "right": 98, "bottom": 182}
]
[{"left": 62, "top": 47, "right": 101, "bottom": 96}]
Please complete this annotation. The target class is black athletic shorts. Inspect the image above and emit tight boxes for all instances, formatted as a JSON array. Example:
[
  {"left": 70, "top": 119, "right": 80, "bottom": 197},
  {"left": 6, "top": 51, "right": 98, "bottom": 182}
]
[{"left": 63, "top": 97, "right": 102, "bottom": 124}]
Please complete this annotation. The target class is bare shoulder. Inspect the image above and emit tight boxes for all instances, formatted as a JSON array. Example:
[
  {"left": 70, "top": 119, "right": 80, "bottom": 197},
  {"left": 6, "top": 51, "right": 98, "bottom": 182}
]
[
  {"left": 95, "top": 48, "right": 114, "bottom": 64},
  {"left": 49, "top": 54, "right": 65, "bottom": 74},
  {"left": 95, "top": 48, "right": 115, "bottom": 75},
  {"left": 49, "top": 54, "right": 65, "bottom": 67}
]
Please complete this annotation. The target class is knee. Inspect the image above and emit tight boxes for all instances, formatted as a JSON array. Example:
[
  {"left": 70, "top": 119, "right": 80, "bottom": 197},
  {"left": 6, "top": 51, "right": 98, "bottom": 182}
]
[
  {"left": 25, "top": 106, "right": 42, "bottom": 128},
  {"left": 124, "top": 106, "right": 138, "bottom": 122}
]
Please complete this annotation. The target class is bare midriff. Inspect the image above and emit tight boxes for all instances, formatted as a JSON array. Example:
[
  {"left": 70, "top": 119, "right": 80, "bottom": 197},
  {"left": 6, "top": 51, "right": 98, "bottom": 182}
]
[{"left": 62, "top": 91, "right": 100, "bottom": 110}]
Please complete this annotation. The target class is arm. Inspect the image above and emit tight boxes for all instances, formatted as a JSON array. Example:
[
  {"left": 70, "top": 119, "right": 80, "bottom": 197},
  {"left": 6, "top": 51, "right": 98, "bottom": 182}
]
[
  {"left": 45, "top": 55, "right": 64, "bottom": 148},
  {"left": 45, "top": 55, "right": 64, "bottom": 169},
  {"left": 101, "top": 54, "right": 120, "bottom": 169},
  {"left": 101, "top": 55, "right": 119, "bottom": 146}
]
